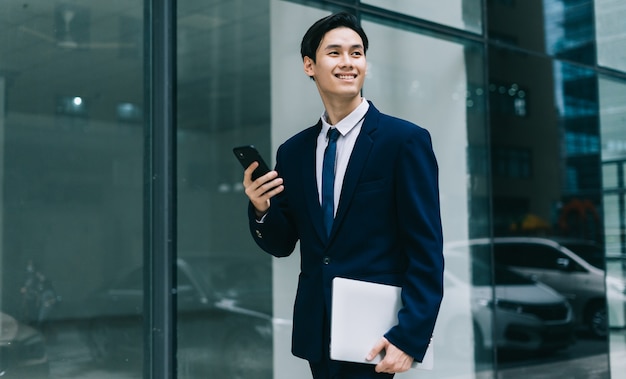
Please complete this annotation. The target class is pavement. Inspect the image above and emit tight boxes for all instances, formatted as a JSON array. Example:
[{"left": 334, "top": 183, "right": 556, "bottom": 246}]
[
  {"left": 45, "top": 324, "right": 626, "bottom": 379},
  {"left": 473, "top": 330, "right": 625, "bottom": 379}
]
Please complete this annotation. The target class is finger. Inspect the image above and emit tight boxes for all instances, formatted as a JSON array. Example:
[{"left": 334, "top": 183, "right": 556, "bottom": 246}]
[
  {"left": 245, "top": 179, "right": 284, "bottom": 213},
  {"left": 366, "top": 338, "right": 387, "bottom": 362},
  {"left": 247, "top": 176, "right": 282, "bottom": 197},
  {"left": 378, "top": 344, "right": 413, "bottom": 374},
  {"left": 375, "top": 356, "right": 395, "bottom": 374},
  {"left": 243, "top": 162, "right": 260, "bottom": 186},
  {"left": 256, "top": 182, "right": 284, "bottom": 200},
  {"left": 254, "top": 170, "right": 280, "bottom": 187}
]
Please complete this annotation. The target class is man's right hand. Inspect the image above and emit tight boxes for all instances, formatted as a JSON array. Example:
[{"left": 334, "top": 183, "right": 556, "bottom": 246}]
[{"left": 243, "top": 161, "right": 284, "bottom": 218}]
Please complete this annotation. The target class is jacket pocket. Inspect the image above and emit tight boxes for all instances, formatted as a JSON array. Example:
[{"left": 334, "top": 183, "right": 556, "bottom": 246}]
[{"left": 354, "top": 178, "right": 387, "bottom": 194}]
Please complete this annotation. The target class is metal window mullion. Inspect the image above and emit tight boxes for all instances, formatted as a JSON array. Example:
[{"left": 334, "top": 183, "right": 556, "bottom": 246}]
[
  {"left": 145, "top": 0, "right": 177, "bottom": 378},
  {"left": 619, "top": 162, "right": 625, "bottom": 256}
]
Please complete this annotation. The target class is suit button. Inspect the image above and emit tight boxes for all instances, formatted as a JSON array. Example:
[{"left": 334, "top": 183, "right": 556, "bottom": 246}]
[
  {"left": 323, "top": 256, "right": 330, "bottom": 265},
  {"left": 255, "top": 230, "right": 262, "bottom": 238}
]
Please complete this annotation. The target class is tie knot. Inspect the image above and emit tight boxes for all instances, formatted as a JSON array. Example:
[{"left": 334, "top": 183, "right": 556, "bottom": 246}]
[{"left": 327, "top": 128, "right": 340, "bottom": 142}]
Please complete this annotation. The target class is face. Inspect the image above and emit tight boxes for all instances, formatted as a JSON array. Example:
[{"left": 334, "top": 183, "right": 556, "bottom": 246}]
[{"left": 303, "top": 27, "right": 367, "bottom": 104}]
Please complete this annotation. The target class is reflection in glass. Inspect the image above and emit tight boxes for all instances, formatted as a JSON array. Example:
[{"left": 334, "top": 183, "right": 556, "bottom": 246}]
[
  {"left": 0, "top": 0, "right": 144, "bottom": 377},
  {"left": 595, "top": 0, "right": 626, "bottom": 72},
  {"left": 488, "top": 0, "right": 596, "bottom": 65},
  {"left": 176, "top": 0, "right": 273, "bottom": 378},
  {"left": 599, "top": 76, "right": 626, "bottom": 379},
  {"left": 176, "top": 257, "right": 272, "bottom": 378},
  {"left": 362, "top": 0, "right": 483, "bottom": 34},
  {"left": 489, "top": 41, "right": 612, "bottom": 374},
  {"left": 447, "top": 242, "right": 576, "bottom": 359}
]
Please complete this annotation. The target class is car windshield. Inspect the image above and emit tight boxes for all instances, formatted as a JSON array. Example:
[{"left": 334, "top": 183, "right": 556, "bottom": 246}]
[
  {"left": 560, "top": 242, "right": 605, "bottom": 269},
  {"left": 446, "top": 253, "right": 534, "bottom": 286}
]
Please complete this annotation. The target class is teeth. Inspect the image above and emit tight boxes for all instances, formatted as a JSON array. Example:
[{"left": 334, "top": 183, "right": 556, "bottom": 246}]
[{"left": 338, "top": 75, "right": 355, "bottom": 79}]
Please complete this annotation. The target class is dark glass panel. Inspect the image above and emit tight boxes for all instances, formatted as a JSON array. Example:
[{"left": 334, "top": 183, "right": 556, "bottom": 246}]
[
  {"left": 0, "top": 1, "right": 145, "bottom": 377},
  {"left": 488, "top": 0, "right": 596, "bottom": 65},
  {"left": 176, "top": 1, "right": 273, "bottom": 378},
  {"left": 488, "top": 42, "right": 611, "bottom": 373}
]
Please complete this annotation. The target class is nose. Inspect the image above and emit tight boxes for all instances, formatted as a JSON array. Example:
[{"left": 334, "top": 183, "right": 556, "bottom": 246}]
[{"left": 338, "top": 52, "right": 353, "bottom": 68}]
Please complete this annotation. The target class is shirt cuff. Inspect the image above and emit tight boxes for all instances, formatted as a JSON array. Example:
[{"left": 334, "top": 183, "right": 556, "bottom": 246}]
[{"left": 255, "top": 212, "right": 268, "bottom": 223}]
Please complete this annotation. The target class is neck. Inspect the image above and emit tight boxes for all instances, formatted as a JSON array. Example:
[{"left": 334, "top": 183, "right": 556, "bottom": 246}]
[{"left": 321, "top": 96, "right": 363, "bottom": 125}]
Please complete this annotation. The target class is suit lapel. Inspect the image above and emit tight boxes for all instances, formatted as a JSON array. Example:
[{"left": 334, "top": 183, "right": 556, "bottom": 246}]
[
  {"left": 329, "top": 104, "right": 380, "bottom": 239},
  {"left": 302, "top": 120, "right": 327, "bottom": 241}
]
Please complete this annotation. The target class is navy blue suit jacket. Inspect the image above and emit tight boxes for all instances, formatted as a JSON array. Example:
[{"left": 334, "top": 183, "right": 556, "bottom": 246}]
[{"left": 249, "top": 102, "right": 444, "bottom": 363}]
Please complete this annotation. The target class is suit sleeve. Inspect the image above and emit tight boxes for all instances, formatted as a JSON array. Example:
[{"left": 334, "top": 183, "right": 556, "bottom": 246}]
[
  {"left": 383, "top": 127, "right": 444, "bottom": 362},
  {"left": 248, "top": 145, "right": 299, "bottom": 257}
]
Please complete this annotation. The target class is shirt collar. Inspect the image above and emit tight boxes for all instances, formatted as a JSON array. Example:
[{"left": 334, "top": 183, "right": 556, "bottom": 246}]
[{"left": 321, "top": 98, "right": 369, "bottom": 138}]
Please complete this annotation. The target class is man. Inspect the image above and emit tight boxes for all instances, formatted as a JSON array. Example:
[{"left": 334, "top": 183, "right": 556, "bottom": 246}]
[{"left": 242, "top": 12, "right": 443, "bottom": 378}]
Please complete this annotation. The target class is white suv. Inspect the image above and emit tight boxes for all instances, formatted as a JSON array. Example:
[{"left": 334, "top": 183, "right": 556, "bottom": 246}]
[{"left": 466, "top": 237, "right": 626, "bottom": 338}]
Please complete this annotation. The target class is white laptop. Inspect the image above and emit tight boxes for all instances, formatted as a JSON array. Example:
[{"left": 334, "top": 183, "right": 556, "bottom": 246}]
[{"left": 330, "top": 277, "right": 434, "bottom": 370}]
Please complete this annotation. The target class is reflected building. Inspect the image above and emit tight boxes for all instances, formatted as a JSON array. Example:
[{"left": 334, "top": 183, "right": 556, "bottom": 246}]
[{"left": 489, "top": 0, "right": 603, "bottom": 242}]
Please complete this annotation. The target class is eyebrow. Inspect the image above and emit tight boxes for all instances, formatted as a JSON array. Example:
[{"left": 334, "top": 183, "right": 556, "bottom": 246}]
[{"left": 322, "top": 44, "right": 364, "bottom": 50}]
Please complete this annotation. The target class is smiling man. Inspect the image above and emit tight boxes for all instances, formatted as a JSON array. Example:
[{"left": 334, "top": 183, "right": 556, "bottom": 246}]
[{"left": 242, "top": 12, "right": 444, "bottom": 378}]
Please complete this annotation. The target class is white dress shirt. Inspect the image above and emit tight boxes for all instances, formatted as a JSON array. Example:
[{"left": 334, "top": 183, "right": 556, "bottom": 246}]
[{"left": 316, "top": 99, "right": 370, "bottom": 216}]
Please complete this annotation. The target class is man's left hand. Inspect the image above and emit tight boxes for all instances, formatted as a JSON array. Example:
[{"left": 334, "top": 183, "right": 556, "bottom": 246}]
[{"left": 366, "top": 337, "right": 414, "bottom": 374}]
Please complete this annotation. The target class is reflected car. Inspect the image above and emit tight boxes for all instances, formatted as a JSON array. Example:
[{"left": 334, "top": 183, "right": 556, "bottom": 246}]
[
  {"left": 0, "top": 311, "right": 49, "bottom": 378},
  {"left": 81, "top": 256, "right": 272, "bottom": 379},
  {"left": 438, "top": 248, "right": 575, "bottom": 358},
  {"left": 461, "top": 237, "right": 626, "bottom": 338}
]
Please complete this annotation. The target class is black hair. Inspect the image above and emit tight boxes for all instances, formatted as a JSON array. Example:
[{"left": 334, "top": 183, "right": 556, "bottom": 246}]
[{"left": 300, "top": 11, "right": 369, "bottom": 63}]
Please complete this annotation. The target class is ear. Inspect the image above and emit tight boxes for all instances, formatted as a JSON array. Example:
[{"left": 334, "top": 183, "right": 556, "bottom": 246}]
[{"left": 303, "top": 56, "right": 315, "bottom": 78}]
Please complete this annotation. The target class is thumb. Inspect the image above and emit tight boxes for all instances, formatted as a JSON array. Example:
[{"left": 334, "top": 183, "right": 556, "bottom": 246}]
[{"left": 366, "top": 338, "right": 388, "bottom": 361}]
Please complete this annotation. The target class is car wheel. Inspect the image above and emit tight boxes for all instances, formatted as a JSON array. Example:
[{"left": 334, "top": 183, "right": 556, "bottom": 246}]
[
  {"left": 222, "top": 327, "right": 272, "bottom": 379},
  {"left": 587, "top": 303, "right": 608, "bottom": 339}
]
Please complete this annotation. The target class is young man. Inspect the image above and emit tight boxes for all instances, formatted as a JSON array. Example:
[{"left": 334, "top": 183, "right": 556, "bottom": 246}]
[{"left": 242, "top": 12, "right": 443, "bottom": 378}]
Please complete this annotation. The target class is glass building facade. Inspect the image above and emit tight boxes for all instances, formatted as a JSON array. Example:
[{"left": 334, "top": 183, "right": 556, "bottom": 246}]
[{"left": 0, "top": 0, "right": 625, "bottom": 378}]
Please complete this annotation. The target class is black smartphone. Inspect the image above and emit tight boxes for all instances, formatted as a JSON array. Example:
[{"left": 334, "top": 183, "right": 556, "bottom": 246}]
[{"left": 233, "top": 145, "right": 271, "bottom": 180}]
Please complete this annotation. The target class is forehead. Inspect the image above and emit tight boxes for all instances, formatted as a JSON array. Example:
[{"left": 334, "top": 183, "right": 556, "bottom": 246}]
[{"left": 319, "top": 27, "right": 363, "bottom": 48}]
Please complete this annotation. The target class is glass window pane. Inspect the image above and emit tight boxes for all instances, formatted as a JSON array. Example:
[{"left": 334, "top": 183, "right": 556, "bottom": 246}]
[
  {"left": 488, "top": 0, "right": 596, "bottom": 65},
  {"left": 599, "top": 77, "right": 626, "bottom": 379},
  {"left": 602, "top": 163, "right": 618, "bottom": 189},
  {"left": 176, "top": 0, "right": 273, "bottom": 378},
  {"left": 595, "top": 0, "right": 626, "bottom": 71},
  {"left": 0, "top": 1, "right": 144, "bottom": 378},
  {"left": 489, "top": 42, "right": 613, "bottom": 373},
  {"left": 362, "top": 0, "right": 483, "bottom": 34},
  {"left": 602, "top": 194, "right": 620, "bottom": 241}
]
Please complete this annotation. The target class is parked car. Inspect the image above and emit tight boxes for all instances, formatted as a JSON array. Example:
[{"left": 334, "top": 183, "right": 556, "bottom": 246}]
[
  {"left": 437, "top": 247, "right": 575, "bottom": 359},
  {"left": 458, "top": 237, "right": 626, "bottom": 338},
  {"left": 0, "top": 311, "right": 49, "bottom": 378},
  {"left": 81, "top": 256, "right": 273, "bottom": 379}
]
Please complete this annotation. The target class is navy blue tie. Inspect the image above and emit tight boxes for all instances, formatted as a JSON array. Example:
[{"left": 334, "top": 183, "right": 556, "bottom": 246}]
[{"left": 322, "top": 128, "right": 340, "bottom": 237}]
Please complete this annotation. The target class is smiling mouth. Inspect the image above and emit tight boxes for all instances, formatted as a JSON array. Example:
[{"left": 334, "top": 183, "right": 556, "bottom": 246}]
[{"left": 336, "top": 74, "right": 357, "bottom": 80}]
